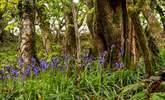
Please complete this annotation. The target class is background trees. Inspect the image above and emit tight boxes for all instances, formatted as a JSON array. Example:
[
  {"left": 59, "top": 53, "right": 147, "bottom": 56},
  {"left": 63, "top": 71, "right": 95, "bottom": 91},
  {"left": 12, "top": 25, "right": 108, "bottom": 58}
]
[{"left": 0, "top": 0, "right": 164, "bottom": 76}]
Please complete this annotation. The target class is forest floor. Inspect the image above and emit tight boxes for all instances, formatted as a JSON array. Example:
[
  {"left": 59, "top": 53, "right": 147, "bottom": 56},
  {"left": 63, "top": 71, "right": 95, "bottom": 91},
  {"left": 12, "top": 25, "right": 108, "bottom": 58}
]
[{"left": 0, "top": 41, "right": 165, "bottom": 99}]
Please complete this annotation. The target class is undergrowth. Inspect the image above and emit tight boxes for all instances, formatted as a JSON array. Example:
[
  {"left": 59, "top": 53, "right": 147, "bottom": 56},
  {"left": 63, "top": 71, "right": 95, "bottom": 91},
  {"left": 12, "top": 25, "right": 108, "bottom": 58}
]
[{"left": 0, "top": 42, "right": 165, "bottom": 100}]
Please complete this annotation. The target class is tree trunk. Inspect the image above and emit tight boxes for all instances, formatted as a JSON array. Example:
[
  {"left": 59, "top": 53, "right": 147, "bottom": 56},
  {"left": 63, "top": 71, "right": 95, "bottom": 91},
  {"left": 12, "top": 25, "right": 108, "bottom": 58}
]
[
  {"left": 63, "top": 11, "right": 76, "bottom": 56},
  {"left": 127, "top": 16, "right": 137, "bottom": 69},
  {"left": 19, "top": 0, "right": 36, "bottom": 65},
  {"left": 131, "top": 11, "right": 153, "bottom": 77},
  {"left": 140, "top": 0, "right": 160, "bottom": 66},
  {"left": 86, "top": 0, "right": 98, "bottom": 56},
  {"left": 122, "top": 0, "right": 131, "bottom": 68},
  {"left": 72, "top": 2, "right": 81, "bottom": 87},
  {"left": 40, "top": 22, "right": 52, "bottom": 55},
  {"left": 96, "top": 0, "right": 123, "bottom": 67}
]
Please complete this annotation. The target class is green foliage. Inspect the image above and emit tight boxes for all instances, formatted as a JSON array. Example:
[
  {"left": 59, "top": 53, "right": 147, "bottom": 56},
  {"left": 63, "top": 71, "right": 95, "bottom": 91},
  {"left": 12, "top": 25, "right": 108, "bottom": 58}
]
[
  {"left": 120, "top": 82, "right": 145, "bottom": 96},
  {"left": 129, "top": 91, "right": 146, "bottom": 100},
  {"left": 151, "top": 93, "right": 165, "bottom": 100},
  {"left": 0, "top": 41, "right": 17, "bottom": 67},
  {"left": 159, "top": 48, "right": 165, "bottom": 67}
]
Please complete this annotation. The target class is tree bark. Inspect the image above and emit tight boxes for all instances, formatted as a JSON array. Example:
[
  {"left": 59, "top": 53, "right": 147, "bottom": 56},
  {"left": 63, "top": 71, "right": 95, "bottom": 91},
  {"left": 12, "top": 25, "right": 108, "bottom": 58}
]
[
  {"left": 72, "top": 2, "right": 81, "bottom": 87},
  {"left": 131, "top": 11, "right": 153, "bottom": 77},
  {"left": 86, "top": 0, "right": 98, "bottom": 57},
  {"left": 96, "top": 0, "right": 123, "bottom": 67},
  {"left": 40, "top": 22, "right": 52, "bottom": 55},
  {"left": 19, "top": 0, "right": 36, "bottom": 65},
  {"left": 140, "top": 0, "right": 160, "bottom": 66},
  {"left": 63, "top": 11, "right": 76, "bottom": 56}
]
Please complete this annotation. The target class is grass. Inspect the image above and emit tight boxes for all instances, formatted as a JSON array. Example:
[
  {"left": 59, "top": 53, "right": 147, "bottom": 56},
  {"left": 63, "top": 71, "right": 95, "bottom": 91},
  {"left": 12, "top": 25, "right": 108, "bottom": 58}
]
[
  {"left": 0, "top": 41, "right": 165, "bottom": 100},
  {"left": 0, "top": 66, "right": 140, "bottom": 99}
]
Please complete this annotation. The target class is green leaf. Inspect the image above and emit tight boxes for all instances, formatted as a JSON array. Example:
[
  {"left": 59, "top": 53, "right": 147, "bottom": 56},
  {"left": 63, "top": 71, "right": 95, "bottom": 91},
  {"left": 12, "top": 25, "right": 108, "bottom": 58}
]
[
  {"left": 120, "top": 82, "right": 145, "bottom": 95},
  {"left": 129, "top": 91, "right": 146, "bottom": 100}
]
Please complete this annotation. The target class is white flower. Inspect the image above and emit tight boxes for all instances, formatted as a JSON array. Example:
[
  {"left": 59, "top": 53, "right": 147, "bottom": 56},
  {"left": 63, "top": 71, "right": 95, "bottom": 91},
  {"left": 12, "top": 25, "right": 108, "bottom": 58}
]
[{"left": 73, "top": 0, "right": 79, "bottom": 4}]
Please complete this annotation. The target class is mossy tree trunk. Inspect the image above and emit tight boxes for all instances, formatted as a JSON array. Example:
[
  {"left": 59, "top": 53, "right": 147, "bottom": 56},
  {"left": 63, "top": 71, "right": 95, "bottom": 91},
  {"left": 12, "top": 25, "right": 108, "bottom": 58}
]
[
  {"left": 63, "top": 11, "right": 76, "bottom": 56},
  {"left": 130, "top": 19, "right": 137, "bottom": 69},
  {"left": 127, "top": 16, "right": 137, "bottom": 69},
  {"left": 86, "top": 0, "right": 98, "bottom": 57},
  {"left": 131, "top": 11, "right": 153, "bottom": 77},
  {"left": 96, "top": 0, "right": 123, "bottom": 67},
  {"left": 134, "top": 0, "right": 161, "bottom": 67},
  {"left": 142, "top": 4, "right": 161, "bottom": 65},
  {"left": 122, "top": 0, "right": 133, "bottom": 68},
  {"left": 123, "top": 0, "right": 140, "bottom": 70}
]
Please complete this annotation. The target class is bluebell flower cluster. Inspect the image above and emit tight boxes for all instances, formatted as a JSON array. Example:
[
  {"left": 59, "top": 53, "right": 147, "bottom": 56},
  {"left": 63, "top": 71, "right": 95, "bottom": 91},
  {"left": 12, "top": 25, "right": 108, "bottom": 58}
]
[
  {"left": 30, "top": 57, "right": 40, "bottom": 77},
  {"left": 33, "top": 67, "right": 40, "bottom": 76},
  {"left": 18, "top": 57, "right": 24, "bottom": 68},
  {"left": 31, "top": 56, "right": 36, "bottom": 65},
  {"left": 0, "top": 66, "right": 19, "bottom": 80},
  {"left": 0, "top": 54, "right": 125, "bottom": 80},
  {"left": 115, "top": 62, "right": 124, "bottom": 68},
  {"left": 5, "top": 66, "right": 11, "bottom": 72},
  {"left": 23, "top": 65, "right": 31, "bottom": 77},
  {"left": 99, "top": 51, "right": 107, "bottom": 65},
  {"left": 81, "top": 56, "right": 95, "bottom": 67},
  {"left": 0, "top": 70, "right": 4, "bottom": 80},
  {"left": 39, "top": 59, "right": 49, "bottom": 71},
  {"left": 51, "top": 57, "right": 60, "bottom": 68},
  {"left": 11, "top": 69, "right": 19, "bottom": 78}
]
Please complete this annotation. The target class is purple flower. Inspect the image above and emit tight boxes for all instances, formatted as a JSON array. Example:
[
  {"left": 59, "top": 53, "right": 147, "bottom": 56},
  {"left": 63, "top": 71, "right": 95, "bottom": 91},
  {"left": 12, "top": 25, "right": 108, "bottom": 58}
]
[
  {"left": 115, "top": 62, "right": 124, "bottom": 68},
  {"left": 18, "top": 57, "right": 24, "bottom": 68},
  {"left": 99, "top": 51, "right": 107, "bottom": 65},
  {"left": 33, "top": 67, "right": 40, "bottom": 76},
  {"left": 31, "top": 56, "right": 36, "bottom": 65},
  {"left": 5, "top": 66, "right": 11, "bottom": 72},
  {"left": 120, "top": 48, "right": 124, "bottom": 56},
  {"left": 23, "top": 65, "right": 31, "bottom": 77},
  {"left": 81, "top": 56, "right": 93, "bottom": 67},
  {"left": 111, "top": 44, "right": 116, "bottom": 52},
  {"left": 11, "top": 69, "right": 19, "bottom": 78},
  {"left": 51, "top": 57, "right": 60, "bottom": 68},
  {"left": 99, "top": 56, "right": 105, "bottom": 65},
  {"left": 0, "top": 70, "right": 4, "bottom": 74},
  {"left": 39, "top": 59, "right": 49, "bottom": 71},
  {"left": 111, "top": 44, "right": 115, "bottom": 49},
  {"left": 0, "top": 70, "right": 4, "bottom": 80}
]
